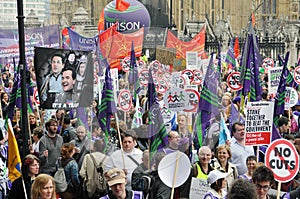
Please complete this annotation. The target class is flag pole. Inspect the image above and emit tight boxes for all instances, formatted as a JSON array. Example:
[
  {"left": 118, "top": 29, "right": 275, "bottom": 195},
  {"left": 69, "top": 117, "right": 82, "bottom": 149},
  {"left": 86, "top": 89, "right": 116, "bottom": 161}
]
[
  {"left": 114, "top": 113, "right": 126, "bottom": 169},
  {"left": 17, "top": 0, "right": 29, "bottom": 157}
]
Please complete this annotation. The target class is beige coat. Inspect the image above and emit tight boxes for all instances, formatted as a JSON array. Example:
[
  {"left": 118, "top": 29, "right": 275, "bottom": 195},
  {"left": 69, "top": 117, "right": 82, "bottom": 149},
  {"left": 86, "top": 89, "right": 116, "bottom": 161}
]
[{"left": 79, "top": 152, "right": 107, "bottom": 197}]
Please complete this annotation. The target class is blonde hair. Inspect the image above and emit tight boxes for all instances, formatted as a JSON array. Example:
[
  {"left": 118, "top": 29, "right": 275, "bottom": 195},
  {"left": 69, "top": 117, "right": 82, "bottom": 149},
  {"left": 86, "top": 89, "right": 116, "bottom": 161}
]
[
  {"left": 216, "top": 144, "right": 232, "bottom": 159},
  {"left": 31, "top": 174, "right": 56, "bottom": 199}
]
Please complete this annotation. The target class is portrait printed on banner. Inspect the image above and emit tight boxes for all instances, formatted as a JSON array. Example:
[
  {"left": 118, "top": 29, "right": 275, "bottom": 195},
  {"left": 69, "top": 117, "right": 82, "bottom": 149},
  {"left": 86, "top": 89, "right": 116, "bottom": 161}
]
[{"left": 34, "top": 47, "right": 93, "bottom": 109}]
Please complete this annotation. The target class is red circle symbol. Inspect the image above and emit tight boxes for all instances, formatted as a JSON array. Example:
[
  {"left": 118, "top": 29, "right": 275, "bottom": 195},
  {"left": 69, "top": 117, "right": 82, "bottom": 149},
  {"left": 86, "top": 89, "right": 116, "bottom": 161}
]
[
  {"left": 183, "top": 89, "right": 200, "bottom": 112},
  {"left": 33, "top": 88, "right": 40, "bottom": 105},
  {"left": 117, "top": 90, "right": 132, "bottom": 111},
  {"left": 121, "top": 56, "right": 131, "bottom": 72},
  {"left": 227, "top": 72, "right": 243, "bottom": 91},
  {"left": 293, "top": 66, "right": 300, "bottom": 84},
  {"left": 265, "top": 139, "right": 299, "bottom": 183}
]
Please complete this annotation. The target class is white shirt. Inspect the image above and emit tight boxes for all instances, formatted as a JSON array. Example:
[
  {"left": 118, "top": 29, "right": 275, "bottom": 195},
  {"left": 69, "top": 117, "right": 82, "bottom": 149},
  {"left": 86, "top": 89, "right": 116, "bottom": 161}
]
[{"left": 104, "top": 148, "right": 143, "bottom": 190}]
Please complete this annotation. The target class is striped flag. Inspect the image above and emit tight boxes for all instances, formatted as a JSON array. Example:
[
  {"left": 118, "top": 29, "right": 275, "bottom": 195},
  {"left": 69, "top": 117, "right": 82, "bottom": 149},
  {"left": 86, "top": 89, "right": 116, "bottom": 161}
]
[
  {"left": 239, "top": 19, "right": 262, "bottom": 102},
  {"left": 128, "top": 42, "right": 140, "bottom": 95},
  {"left": 198, "top": 54, "right": 220, "bottom": 115},
  {"left": 97, "top": 60, "right": 117, "bottom": 147},
  {"left": 194, "top": 54, "right": 220, "bottom": 149},
  {"left": 7, "top": 119, "right": 21, "bottom": 182},
  {"left": 273, "top": 52, "right": 290, "bottom": 127},
  {"left": 148, "top": 69, "right": 168, "bottom": 156},
  {"left": 225, "top": 38, "right": 236, "bottom": 68}
]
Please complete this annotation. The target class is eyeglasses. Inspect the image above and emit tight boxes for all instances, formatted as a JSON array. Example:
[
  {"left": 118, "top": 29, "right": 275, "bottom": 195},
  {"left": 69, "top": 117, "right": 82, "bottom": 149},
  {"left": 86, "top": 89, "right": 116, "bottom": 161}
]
[{"left": 256, "top": 184, "right": 270, "bottom": 191}]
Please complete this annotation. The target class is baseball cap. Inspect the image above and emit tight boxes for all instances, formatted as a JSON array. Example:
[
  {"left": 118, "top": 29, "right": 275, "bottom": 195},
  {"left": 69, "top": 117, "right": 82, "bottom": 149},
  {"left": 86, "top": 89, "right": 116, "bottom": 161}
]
[
  {"left": 105, "top": 168, "right": 126, "bottom": 186},
  {"left": 207, "top": 170, "right": 228, "bottom": 184}
]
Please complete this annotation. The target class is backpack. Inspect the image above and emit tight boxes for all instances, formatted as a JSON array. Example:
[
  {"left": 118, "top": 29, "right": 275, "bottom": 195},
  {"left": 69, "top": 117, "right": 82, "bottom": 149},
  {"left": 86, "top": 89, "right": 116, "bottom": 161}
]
[
  {"left": 90, "top": 154, "right": 107, "bottom": 197},
  {"left": 54, "top": 157, "right": 68, "bottom": 193}
]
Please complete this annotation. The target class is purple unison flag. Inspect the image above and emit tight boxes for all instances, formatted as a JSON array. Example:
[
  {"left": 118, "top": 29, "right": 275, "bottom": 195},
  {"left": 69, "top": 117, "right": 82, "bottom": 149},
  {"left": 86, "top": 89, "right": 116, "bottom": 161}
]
[
  {"left": 193, "top": 111, "right": 211, "bottom": 150},
  {"left": 239, "top": 21, "right": 262, "bottom": 101},
  {"left": 225, "top": 38, "right": 236, "bottom": 68},
  {"left": 147, "top": 69, "right": 168, "bottom": 154},
  {"left": 97, "top": 60, "right": 117, "bottom": 142},
  {"left": 128, "top": 42, "right": 140, "bottom": 95},
  {"left": 274, "top": 53, "right": 290, "bottom": 117},
  {"left": 198, "top": 54, "right": 220, "bottom": 115}
]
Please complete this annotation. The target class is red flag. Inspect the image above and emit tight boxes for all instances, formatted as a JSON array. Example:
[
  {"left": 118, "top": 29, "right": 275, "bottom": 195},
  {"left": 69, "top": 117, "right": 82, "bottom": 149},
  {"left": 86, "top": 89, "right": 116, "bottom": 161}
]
[
  {"left": 98, "top": 9, "right": 105, "bottom": 32},
  {"left": 252, "top": 11, "right": 256, "bottom": 27},
  {"left": 109, "top": 28, "right": 144, "bottom": 59},
  {"left": 166, "top": 25, "right": 206, "bottom": 59},
  {"left": 116, "top": 0, "right": 130, "bottom": 12},
  {"left": 234, "top": 36, "right": 240, "bottom": 58},
  {"left": 99, "top": 26, "right": 144, "bottom": 69},
  {"left": 99, "top": 23, "right": 118, "bottom": 58}
]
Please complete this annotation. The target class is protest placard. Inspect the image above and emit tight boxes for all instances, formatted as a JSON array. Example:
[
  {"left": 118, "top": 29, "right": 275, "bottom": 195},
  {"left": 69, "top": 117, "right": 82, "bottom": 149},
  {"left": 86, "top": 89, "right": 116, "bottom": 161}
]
[
  {"left": 245, "top": 101, "right": 274, "bottom": 146},
  {"left": 268, "top": 67, "right": 283, "bottom": 94},
  {"left": 189, "top": 178, "right": 210, "bottom": 198}
]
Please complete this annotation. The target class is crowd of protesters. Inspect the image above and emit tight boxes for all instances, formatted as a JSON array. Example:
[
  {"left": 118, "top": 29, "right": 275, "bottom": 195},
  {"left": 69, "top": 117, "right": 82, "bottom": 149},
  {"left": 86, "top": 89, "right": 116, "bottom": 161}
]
[{"left": 0, "top": 51, "right": 299, "bottom": 199}]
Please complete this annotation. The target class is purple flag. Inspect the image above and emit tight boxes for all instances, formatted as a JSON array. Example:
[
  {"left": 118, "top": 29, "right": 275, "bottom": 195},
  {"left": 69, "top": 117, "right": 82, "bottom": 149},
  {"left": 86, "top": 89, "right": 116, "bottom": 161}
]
[
  {"left": 198, "top": 54, "right": 220, "bottom": 115},
  {"left": 274, "top": 53, "right": 289, "bottom": 117},
  {"left": 225, "top": 38, "right": 236, "bottom": 68},
  {"left": 229, "top": 102, "right": 245, "bottom": 131},
  {"left": 128, "top": 42, "right": 140, "bottom": 95},
  {"left": 97, "top": 60, "right": 117, "bottom": 144},
  {"left": 239, "top": 20, "right": 262, "bottom": 101},
  {"left": 148, "top": 69, "right": 168, "bottom": 154}
]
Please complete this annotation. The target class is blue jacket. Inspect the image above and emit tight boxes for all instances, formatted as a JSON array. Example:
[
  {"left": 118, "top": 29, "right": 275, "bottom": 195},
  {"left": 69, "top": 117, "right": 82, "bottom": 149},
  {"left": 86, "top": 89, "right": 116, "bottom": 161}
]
[{"left": 63, "top": 159, "right": 80, "bottom": 189}]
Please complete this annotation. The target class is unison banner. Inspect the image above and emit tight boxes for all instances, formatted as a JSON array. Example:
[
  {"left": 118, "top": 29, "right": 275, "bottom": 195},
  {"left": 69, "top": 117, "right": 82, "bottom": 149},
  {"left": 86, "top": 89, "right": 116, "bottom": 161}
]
[{"left": 0, "top": 25, "right": 60, "bottom": 66}]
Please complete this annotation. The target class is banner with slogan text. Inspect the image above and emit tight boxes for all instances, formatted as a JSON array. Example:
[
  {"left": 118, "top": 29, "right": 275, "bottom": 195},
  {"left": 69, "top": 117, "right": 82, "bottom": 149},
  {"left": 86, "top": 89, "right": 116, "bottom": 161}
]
[{"left": 0, "top": 25, "right": 60, "bottom": 67}]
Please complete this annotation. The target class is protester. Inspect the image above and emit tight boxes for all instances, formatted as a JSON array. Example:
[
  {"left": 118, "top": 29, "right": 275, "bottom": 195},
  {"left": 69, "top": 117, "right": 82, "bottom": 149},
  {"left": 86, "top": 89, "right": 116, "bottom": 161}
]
[
  {"left": 80, "top": 140, "right": 107, "bottom": 198},
  {"left": 162, "top": 130, "right": 180, "bottom": 154},
  {"left": 230, "top": 122, "right": 255, "bottom": 175},
  {"left": 210, "top": 144, "right": 238, "bottom": 189},
  {"left": 237, "top": 155, "right": 257, "bottom": 182},
  {"left": 227, "top": 179, "right": 257, "bottom": 199},
  {"left": 252, "top": 166, "right": 276, "bottom": 199},
  {"left": 101, "top": 168, "right": 143, "bottom": 199},
  {"left": 28, "top": 113, "right": 38, "bottom": 135},
  {"left": 70, "top": 125, "right": 93, "bottom": 169},
  {"left": 104, "top": 130, "right": 143, "bottom": 191},
  {"left": 131, "top": 150, "right": 151, "bottom": 195},
  {"left": 58, "top": 143, "right": 80, "bottom": 199},
  {"left": 204, "top": 170, "right": 228, "bottom": 199},
  {"left": 30, "top": 127, "right": 44, "bottom": 156},
  {"left": 8, "top": 154, "right": 40, "bottom": 199},
  {"left": 277, "top": 116, "right": 291, "bottom": 137},
  {"left": 192, "top": 146, "right": 214, "bottom": 179},
  {"left": 31, "top": 174, "right": 56, "bottom": 199},
  {"left": 39, "top": 118, "right": 64, "bottom": 176},
  {"left": 150, "top": 152, "right": 171, "bottom": 199},
  {"left": 60, "top": 114, "right": 76, "bottom": 143}
]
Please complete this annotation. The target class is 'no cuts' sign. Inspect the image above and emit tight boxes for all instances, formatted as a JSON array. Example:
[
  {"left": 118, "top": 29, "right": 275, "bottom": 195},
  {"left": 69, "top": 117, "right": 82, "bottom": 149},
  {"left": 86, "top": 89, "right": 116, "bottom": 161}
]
[
  {"left": 117, "top": 90, "right": 132, "bottom": 111},
  {"left": 265, "top": 139, "right": 299, "bottom": 183}
]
